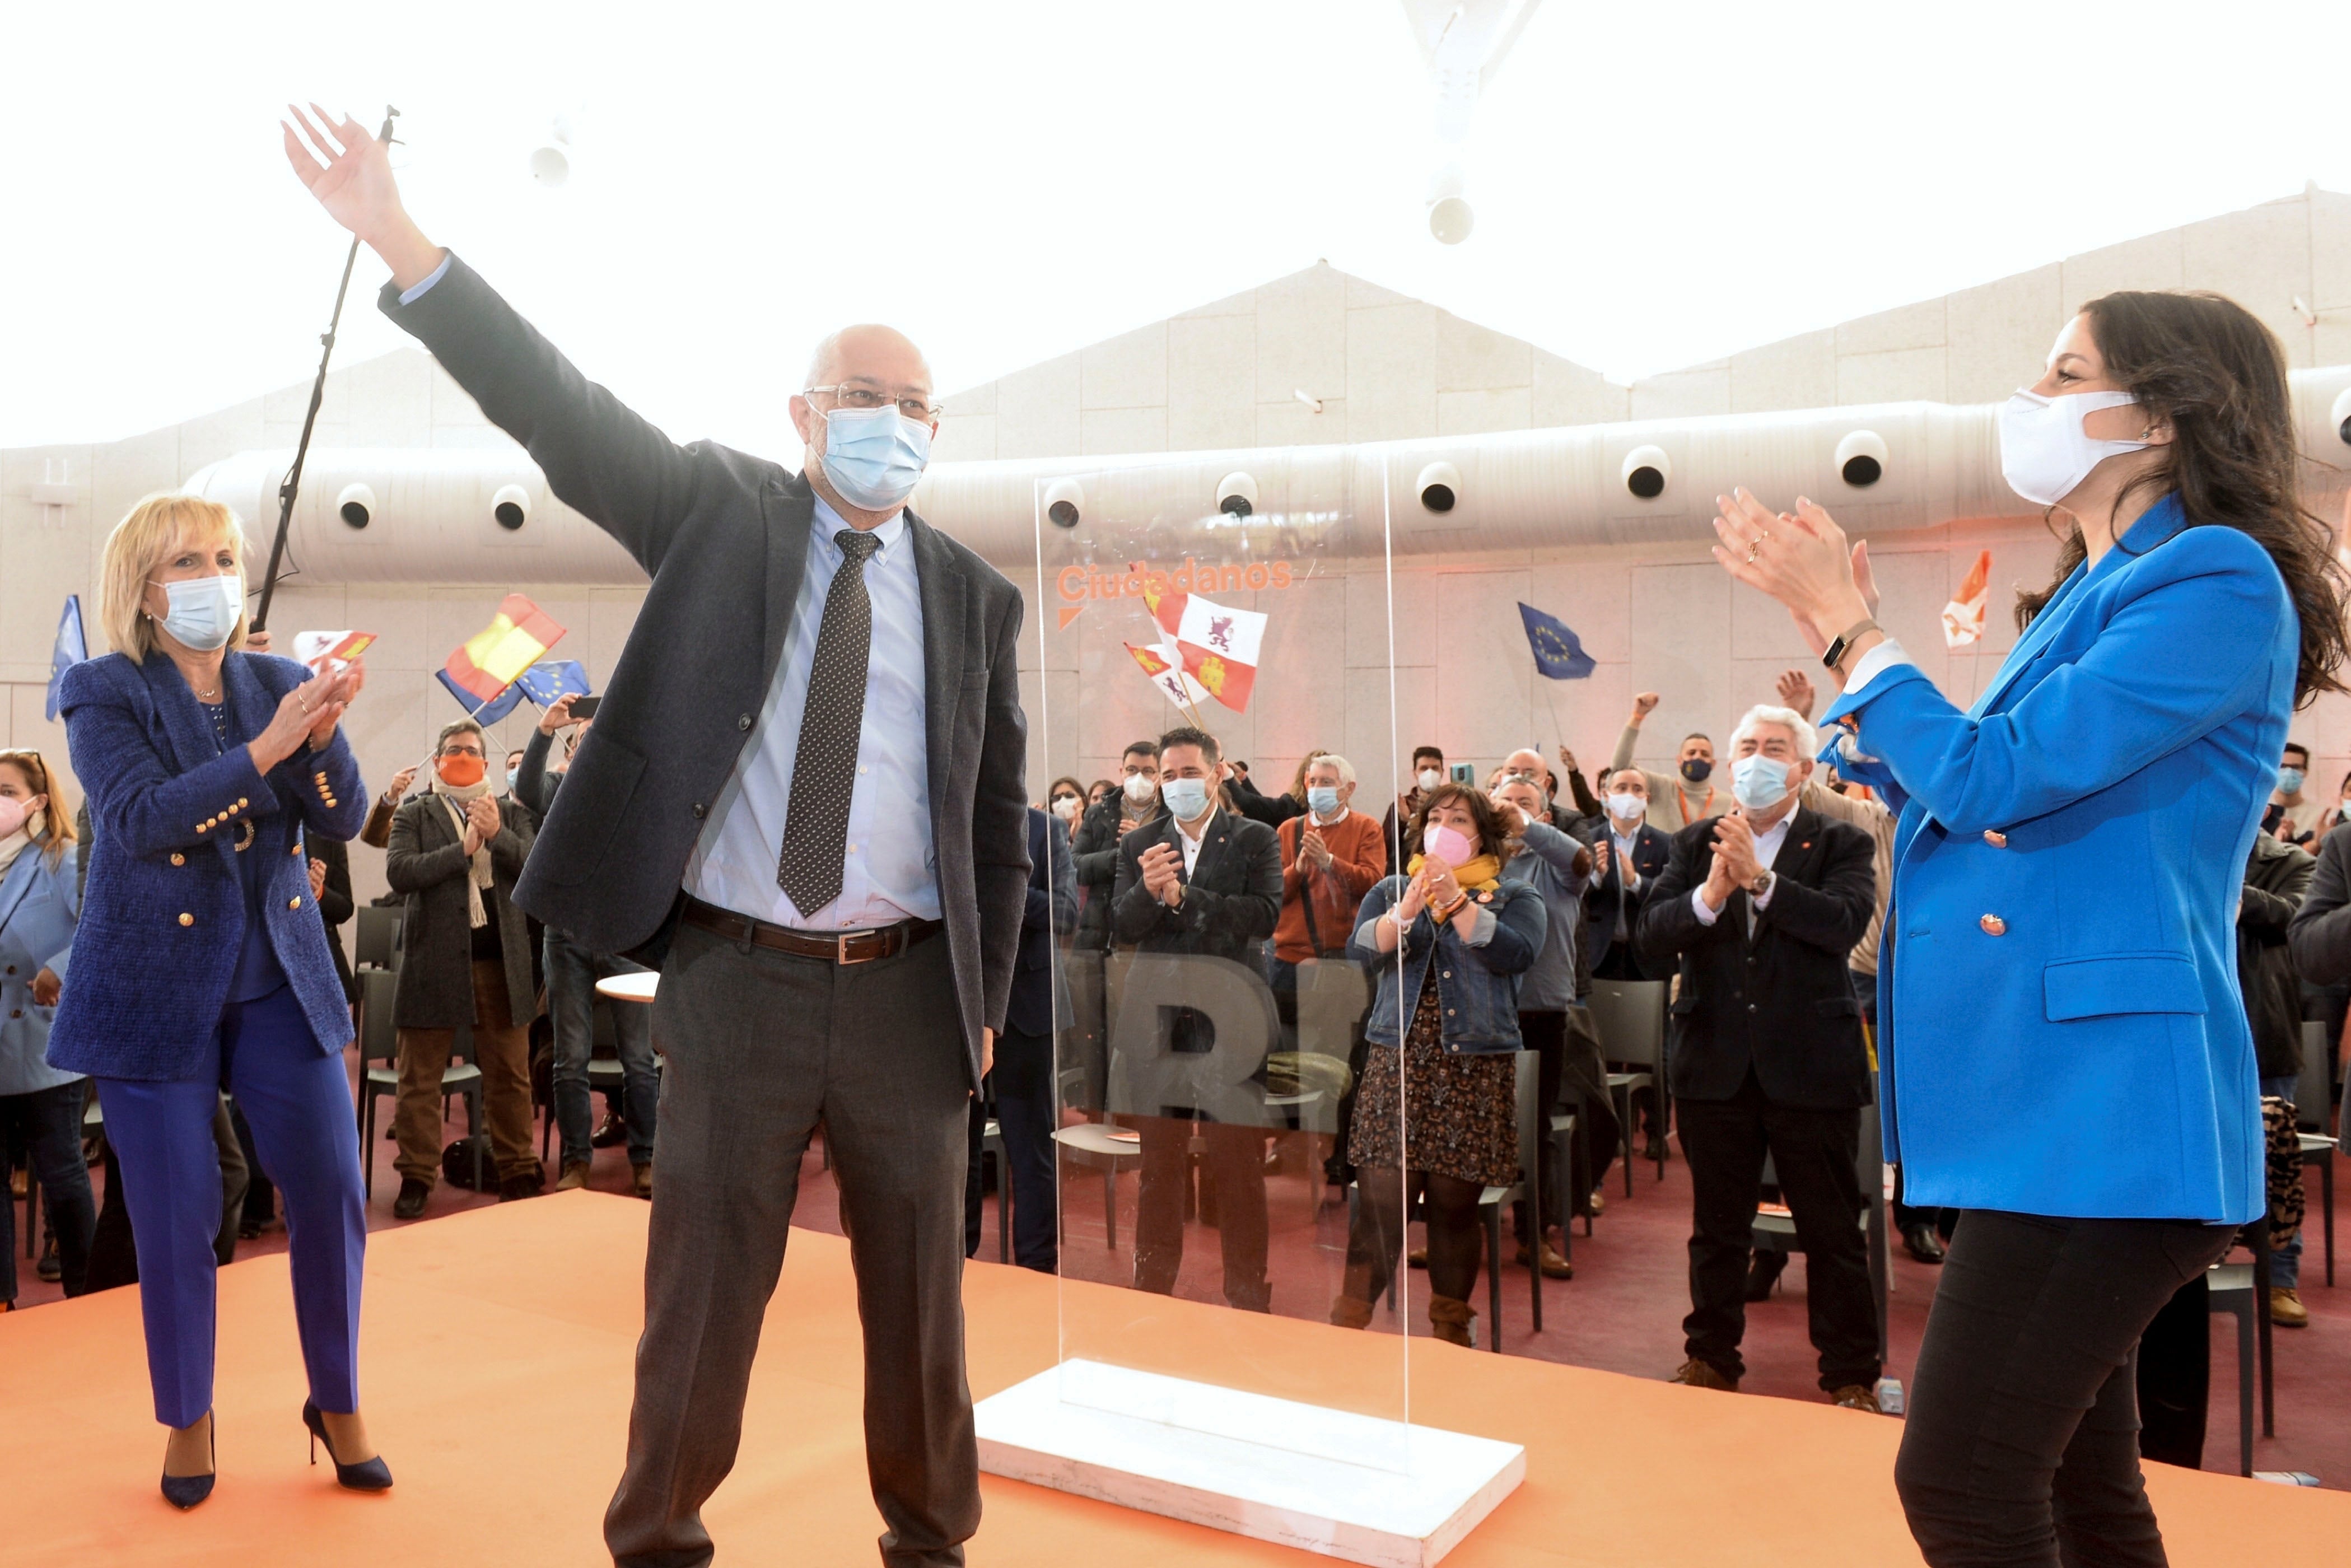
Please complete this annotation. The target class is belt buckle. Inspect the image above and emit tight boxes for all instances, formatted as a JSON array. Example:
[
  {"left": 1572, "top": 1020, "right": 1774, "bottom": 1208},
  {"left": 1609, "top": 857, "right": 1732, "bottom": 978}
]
[{"left": 838, "top": 930, "right": 878, "bottom": 965}]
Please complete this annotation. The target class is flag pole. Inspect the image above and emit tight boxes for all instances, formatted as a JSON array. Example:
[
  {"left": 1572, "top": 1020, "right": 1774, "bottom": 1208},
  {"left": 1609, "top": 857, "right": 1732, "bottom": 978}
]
[{"left": 254, "top": 105, "right": 400, "bottom": 634}]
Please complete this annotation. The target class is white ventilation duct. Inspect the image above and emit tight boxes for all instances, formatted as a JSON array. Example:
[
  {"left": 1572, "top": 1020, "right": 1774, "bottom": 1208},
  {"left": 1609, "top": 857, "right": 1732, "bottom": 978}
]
[{"left": 184, "top": 368, "right": 2351, "bottom": 585}]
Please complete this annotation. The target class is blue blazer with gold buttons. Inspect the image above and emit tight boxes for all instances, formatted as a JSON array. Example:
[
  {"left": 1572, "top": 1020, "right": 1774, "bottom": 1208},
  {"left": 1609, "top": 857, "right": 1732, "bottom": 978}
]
[
  {"left": 47, "top": 650, "right": 368, "bottom": 1081},
  {"left": 1824, "top": 495, "right": 2294, "bottom": 1224}
]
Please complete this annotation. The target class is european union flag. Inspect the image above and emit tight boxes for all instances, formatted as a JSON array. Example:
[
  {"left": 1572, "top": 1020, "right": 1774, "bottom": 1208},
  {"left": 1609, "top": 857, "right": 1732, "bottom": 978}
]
[
  {"left": 1518, "top": 602, "right": 1596, "bottom": 680},
  {"left": 436, "top": 668, "right": 526, "bottom": 723},
  {"left": 45, "top": 596, "right": 86, "bottom": 721},
  {"left": 514, "top": 660, "right": 591, "bottom": 708}
]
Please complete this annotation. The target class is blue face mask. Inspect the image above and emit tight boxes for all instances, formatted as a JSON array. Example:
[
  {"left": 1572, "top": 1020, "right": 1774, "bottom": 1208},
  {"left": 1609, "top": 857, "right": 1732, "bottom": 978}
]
[
  {"left": 1307, "top": 785, "right": 1341, "bottom": 816},
  {"left": 1160, "top": 777, "right": 1211, "bottom": 822},
  {"left": 819, "top": 404, "right": 932, "bottom": 511},
  {"left": 1732, "top": 754, "right": 1792, "bottom": 811},
  {"left": 151, "top": 573, "right": 243, "bottom": 652},
  {"left": 506, "top": 768, "right": 520, "bottom": 794},
  {"left": 2280, "top": 766, "right": 2306, "bottom": 795}
]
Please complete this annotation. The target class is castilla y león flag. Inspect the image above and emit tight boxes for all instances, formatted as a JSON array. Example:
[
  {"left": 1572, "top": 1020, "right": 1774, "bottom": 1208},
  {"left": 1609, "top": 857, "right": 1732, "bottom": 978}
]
[
  {"left": 1942, "top": 550, "right": 1993, "bottom": 647},
  {"left": 442, "top": 594, "right": 567, "bottom": 706},
  {"left": 1124, "top": 640, "right": 1209, "bottom": 712},
  {"left": 1159, "top": 593, "right": 1267, "bottom": 712}
]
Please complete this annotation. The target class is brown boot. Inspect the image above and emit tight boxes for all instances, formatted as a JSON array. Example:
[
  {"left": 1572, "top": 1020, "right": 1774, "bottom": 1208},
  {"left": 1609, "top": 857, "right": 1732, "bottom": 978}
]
[
  {"left": 1427, "top": 1295, "right": 1476, "bottom": 1348},
  {"left": 554, "top": 1160, "right": 590, "bottom": 1192},
  {"left": 631, "top": 1161, "right": 654, "bottom": 1200},
  {"left": 1668, "top": 1357, "right": 1739, "bottom": 1392},
  {"left": 1329, "top": 1264, "right": 1378, "bottom": 1329}
]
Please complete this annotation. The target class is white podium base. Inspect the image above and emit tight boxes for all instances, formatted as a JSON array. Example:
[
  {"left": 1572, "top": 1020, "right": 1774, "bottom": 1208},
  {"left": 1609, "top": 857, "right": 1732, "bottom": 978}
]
[{"left": 974, "top": 1360, "right": 1524, "bottom": 1566}]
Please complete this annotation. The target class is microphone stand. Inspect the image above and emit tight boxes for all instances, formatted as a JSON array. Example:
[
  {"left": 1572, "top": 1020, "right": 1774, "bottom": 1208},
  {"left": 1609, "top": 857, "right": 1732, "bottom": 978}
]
[{"left": 252, "top": 104, "right": 400, "bottom": 633}]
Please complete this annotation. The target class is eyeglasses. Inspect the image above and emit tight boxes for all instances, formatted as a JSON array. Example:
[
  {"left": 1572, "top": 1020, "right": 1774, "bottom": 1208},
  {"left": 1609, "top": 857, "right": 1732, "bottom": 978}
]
[{"left": 804, "top": 384, "right": 941, "bottom": 422}]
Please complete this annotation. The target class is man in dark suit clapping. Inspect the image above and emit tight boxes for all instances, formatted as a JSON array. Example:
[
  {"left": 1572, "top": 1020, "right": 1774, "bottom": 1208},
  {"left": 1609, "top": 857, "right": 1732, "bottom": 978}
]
[
  {"left": 1636, "top": 705, "right": 1881, "bottom": 1411},
  {"left": 1111, "top": 726, "right": 1283, "bottom": 1310},
  {"left": 290, "top": 111, "right": 1030, "bottom": 1568}
]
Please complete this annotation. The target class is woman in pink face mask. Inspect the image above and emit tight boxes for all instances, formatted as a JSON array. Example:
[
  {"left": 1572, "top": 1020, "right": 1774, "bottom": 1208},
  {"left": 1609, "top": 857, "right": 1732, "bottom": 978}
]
[
  {"left": 0, "top": 749, "right": 92, "bottom": 1309},
  {"left": 1329, "top": 783, "right": 1548, "bottom": 1348}
]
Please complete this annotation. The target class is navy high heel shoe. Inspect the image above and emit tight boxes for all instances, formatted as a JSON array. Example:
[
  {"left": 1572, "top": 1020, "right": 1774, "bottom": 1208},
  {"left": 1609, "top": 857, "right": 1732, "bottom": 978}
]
[
  {"left": 302, "top": 1401, "right": 394, "bottom": 1491},
  {"left": 160, "top": 1416, "right": 216, "bottom": 1510}
]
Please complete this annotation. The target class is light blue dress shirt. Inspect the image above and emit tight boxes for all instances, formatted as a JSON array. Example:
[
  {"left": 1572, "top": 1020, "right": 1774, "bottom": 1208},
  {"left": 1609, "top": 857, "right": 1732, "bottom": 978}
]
[{"left": 682, "top": 497, "right": 937, "bottom": 930}]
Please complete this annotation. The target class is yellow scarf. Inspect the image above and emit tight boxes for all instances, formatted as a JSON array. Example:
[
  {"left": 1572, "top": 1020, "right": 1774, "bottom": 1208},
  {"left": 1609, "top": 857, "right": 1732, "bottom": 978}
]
[{"left": 1406, "top": 852, "right": 1502, "bottom": 893}]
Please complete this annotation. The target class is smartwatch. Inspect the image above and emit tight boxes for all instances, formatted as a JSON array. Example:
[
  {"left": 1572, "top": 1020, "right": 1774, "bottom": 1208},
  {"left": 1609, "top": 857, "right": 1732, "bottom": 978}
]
[{"left": 1822, "top": 617, "right": 1881, "bottom": 675}]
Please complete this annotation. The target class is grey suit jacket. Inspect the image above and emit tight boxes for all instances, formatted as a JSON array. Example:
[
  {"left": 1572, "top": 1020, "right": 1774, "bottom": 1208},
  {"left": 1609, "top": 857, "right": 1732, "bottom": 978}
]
[{"left": 380, "top": 257, "right": 1030, "bottom": 1085}]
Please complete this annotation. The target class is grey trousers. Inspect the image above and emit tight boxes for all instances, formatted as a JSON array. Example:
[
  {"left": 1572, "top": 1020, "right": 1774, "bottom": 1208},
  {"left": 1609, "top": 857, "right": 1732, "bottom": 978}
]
[{"left": 604, "top": 921, "right": 979, "bottom": 1568}]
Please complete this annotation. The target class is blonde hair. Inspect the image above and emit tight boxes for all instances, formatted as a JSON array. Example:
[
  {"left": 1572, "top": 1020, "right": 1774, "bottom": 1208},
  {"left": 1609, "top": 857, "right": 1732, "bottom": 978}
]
[
  {"left": 98, "top": 493, "right": 250, "bottom": 662},
  {"left": 0, "top": 750, "right": 76, "bottom": 872}
]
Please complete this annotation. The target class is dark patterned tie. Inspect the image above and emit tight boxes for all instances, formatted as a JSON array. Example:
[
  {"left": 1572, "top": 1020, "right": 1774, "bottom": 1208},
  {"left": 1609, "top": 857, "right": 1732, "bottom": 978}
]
[{"left": 777, "top": 529, "right": 884, "bottom": 914}]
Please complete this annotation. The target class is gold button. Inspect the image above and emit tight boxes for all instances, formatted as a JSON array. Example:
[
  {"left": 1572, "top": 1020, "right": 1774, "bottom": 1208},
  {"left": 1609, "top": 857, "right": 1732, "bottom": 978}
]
[
  {"left": 178, "top": 913, "right": 194, "bottom": 927},
  {"left": 170, "top": 853, "right": 185, "bottom": 866},
  {"left": 1983, "top": 830, "right": 2008, "bottom": 848},
  {"left": 196, "top": 823, "right": 210, "bottom": 834},
  {"left": 1980, "top": 914, "right": 2008, "bottom": 936},
  {"left": 290, "top": 843, "right": 302, "bottom": 856},
  {"left": 237, "top": 797, "right": 249, "bottom": 808},
  {"left": 289, "top": 897, "right": 304, "bottom": 910}
]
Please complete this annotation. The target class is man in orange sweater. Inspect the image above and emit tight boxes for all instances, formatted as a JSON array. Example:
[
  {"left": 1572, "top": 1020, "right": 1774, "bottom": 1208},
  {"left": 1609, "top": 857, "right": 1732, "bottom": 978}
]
[{"left": 1268, "top": 755, "right": 1386, "bottom": 1186}]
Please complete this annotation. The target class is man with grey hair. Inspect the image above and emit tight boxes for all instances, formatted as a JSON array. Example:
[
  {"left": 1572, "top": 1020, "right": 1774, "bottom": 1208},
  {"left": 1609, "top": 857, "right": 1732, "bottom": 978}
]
[
  {"left": 291, "top": 110, "right": 1030, "bottom": 1567},
  {"left": 1267, "top": 754, "right": 1385, "bottom": 1184},
  {"left": 1635, "top": 702, "right": 1882, "bottom": 1411}
]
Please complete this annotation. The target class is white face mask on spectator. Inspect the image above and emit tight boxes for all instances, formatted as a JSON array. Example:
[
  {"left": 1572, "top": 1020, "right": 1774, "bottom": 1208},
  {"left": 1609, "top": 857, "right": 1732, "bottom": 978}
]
[
  {"left": 1122, "top": 773, "right": 1156, "bottom": 804},
  {"left": 1606, "top": 792, "right": 1645, "bottom": 823}
]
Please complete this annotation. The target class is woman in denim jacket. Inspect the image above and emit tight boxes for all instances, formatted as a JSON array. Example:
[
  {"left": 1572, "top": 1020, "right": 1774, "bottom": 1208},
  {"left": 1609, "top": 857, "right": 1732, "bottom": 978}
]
[{"left": 1329, "top": 783, "right": 1546, "bottom": 1346}]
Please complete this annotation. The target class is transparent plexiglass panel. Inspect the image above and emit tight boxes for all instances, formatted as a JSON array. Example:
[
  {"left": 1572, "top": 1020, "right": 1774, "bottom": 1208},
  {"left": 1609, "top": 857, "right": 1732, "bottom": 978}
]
[{"left": 1029, "top": 454, "right": 1417, "bottom": 1467}]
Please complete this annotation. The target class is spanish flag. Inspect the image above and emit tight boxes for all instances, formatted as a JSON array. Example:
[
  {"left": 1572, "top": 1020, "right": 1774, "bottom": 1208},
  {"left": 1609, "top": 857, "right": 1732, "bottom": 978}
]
[
  {"left": 1942, "top": 549, "right": 1993, "bottom": 647},
  {"left": 442, "top": 594, "right": 567, "bottom": 706}
]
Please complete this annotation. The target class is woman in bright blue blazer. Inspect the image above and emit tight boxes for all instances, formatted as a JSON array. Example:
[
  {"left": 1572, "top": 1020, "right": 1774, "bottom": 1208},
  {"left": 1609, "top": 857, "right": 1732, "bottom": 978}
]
[
  {"left": 0, "top": 749, "right": 92, "bottom": 1305},
  {"left": 1715, "top": 292, "right": 2349, "bottom": 1567},
  {"left": 51, "top": 494, "right": 388, "bottom": 1509}
]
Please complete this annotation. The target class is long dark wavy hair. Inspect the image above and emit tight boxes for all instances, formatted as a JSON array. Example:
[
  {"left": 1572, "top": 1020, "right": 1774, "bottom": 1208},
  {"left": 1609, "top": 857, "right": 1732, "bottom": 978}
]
[{"left": 2014, "top": 291, "right": 2350, "bottom": 706}]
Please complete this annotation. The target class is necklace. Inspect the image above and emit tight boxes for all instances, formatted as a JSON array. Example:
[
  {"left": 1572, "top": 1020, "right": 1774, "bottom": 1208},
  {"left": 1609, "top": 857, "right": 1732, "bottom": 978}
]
[{"left": 200, "top": 698, "right": 228, "bottom": 755}]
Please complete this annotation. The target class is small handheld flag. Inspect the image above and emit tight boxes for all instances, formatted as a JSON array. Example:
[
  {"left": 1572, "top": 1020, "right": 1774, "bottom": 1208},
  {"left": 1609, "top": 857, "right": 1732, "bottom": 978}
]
[
  {"left": 515, "top": 660, "right": 591, "bottom": 708},
  {"left": 45, "top": 596, "right": 86, "bottom": 722},
  {"left": 1517, "top": 603, "right": 1596, "bottom": 680},
  {"left": 1943, "top": 550, "right": 1993, "bottom": 647},
  {"left": 436, "top": 669, "right": 526, "bottom": 724},
  {"left": 442, "top": 594, "right": 567, "bottom": 706},
  {"left": 291, "top": 630, "right": 377, "bottom": 670}
]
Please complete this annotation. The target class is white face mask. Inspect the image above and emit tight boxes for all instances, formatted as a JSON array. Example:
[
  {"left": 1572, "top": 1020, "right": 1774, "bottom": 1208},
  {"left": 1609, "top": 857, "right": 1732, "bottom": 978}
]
[
  {"left": 1122, "top": 772, "right": 1156, "bottom": 804},
  {"left": 1416, "top": 768, "right": 1444, "bottom": 792},
  {"left": 1606, "top": 792, "right": 1646, "bottom": 822},
  {"left": 1050, "top": 795, "right": 1080, "bottom": 822},
  {"left": 1998, "top": 388, "right": 2152, "bottom": 508},
  {"left": 151, "top": 573, "right": 244, "bottom": 653}
]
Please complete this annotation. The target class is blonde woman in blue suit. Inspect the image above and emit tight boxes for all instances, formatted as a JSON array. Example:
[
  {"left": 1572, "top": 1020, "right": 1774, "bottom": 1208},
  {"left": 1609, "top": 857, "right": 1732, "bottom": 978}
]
[{"left": 1715, "top": 292, "right": 2350, "bottom": 1567}]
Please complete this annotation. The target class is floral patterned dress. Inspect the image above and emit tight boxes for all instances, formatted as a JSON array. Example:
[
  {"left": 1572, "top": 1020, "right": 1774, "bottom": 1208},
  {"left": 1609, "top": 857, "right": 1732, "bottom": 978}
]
[{"left": 1346, "top": 965, "right": 1518, "bottom": 1187}]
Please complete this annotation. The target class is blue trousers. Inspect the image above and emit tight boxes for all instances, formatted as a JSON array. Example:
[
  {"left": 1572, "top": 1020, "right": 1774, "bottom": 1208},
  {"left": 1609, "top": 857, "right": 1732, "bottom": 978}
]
[
  {"left": 99, "top": 985, "right": 366, "bottom": 1429},
  {"left": 545, "top": 928, "right": 659, "bottom": 1166}
]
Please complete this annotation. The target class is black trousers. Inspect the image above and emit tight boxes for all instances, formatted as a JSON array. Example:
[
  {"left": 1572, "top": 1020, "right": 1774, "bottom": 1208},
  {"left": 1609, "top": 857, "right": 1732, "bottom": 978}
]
[
  {"left": 1512, "top": 1009, "right": 1565, "bottom": 1240},
  {"left": 605, "top": 923, "right": 976, "bottom": 1568},
  {"left": 1896, "top": 1210, "right": 2236, "bottom": 1567},
  {"left": 2133, "top": 1272, "right": 2210, "bottom": 1470},
  {"left": 964, "top": 1024, "right": 1058, "bottom": 1273},
  {"left": 1677, "top": 1083, "right": 1879, "bottom": 1390}
]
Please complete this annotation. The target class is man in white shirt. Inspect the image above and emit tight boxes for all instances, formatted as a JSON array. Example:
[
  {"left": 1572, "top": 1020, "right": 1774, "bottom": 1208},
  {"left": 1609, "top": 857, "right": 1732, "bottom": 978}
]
[
  {"left": 1110, "top": 727, "right": 1284, "bottom": 1309},
  {"left": 1633, "top": 706, "right": 1882, "bottom": 1410}
]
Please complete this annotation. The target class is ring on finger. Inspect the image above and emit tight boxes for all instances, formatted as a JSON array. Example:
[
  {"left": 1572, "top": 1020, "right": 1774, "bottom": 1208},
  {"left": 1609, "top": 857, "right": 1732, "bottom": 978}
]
[{"left": 1744, "top": 543, "right": 1760, "bottom": 564}]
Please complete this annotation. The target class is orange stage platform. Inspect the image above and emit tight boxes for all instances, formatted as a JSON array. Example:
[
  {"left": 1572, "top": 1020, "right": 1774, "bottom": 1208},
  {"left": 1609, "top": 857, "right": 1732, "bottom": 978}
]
[{"left": 3, "top": 1192, "right": 2342, "bottom": 1566}]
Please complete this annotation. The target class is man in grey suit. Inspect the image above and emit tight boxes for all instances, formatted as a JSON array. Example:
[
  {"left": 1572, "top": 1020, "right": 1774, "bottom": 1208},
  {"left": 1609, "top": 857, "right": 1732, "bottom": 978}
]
[{"left": 289, "top": 110, "right": 1029, "bottom": 1567}]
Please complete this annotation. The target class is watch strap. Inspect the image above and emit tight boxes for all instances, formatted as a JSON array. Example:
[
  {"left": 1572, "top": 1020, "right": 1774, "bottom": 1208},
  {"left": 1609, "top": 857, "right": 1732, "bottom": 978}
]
[{"left": 1822, "top": 617, "right": 1881, "bottom": 674}]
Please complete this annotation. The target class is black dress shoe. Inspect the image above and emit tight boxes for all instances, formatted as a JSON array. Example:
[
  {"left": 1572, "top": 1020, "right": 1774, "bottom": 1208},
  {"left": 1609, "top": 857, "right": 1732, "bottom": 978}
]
[
  {"left": 160, "top": 1417, "right": 216, "bottom": 1510},
  {"left": 304, "top": 1401, "right": 393, "bottom": 1491},
  {"left": 391, "top": 1179, "right": 430, "bottom": 1220},
  {"left": 1641, "top": 1133, "right": 1668, "bottom": 1163},
  {"left": 590, "top": 1112, "right": 628, "bottom": 1150},
  {"left": 36, "top": 1235, "right": 60, "bottom": 1283},
  {"left": 498, "top": 1172, "right": 543, "bottom": 1202},
  {"left": 1902, "top": 1224, "right": 1947, "bottom": 1264},
  {"left": 1744, "top": 1249, "right": 1786, "bottom": 1303}
]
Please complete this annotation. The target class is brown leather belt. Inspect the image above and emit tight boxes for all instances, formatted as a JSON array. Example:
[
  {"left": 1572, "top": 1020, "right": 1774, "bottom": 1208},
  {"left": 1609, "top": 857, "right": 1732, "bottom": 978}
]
[{"left": 681, "top": 895, "right": 943, "bottom": 965}]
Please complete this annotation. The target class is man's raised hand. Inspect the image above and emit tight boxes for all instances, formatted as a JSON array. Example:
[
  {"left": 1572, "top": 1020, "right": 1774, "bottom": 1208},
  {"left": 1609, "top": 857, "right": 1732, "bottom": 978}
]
[{"left": 282, "top": 104, "right": 444, "bottom": 290}]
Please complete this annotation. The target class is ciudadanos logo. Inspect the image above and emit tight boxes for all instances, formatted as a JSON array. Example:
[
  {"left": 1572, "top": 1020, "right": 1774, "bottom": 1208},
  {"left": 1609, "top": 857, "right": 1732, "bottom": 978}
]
[{"left": 1055, "top": 557, "right": 1295, "bottom": 629}]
